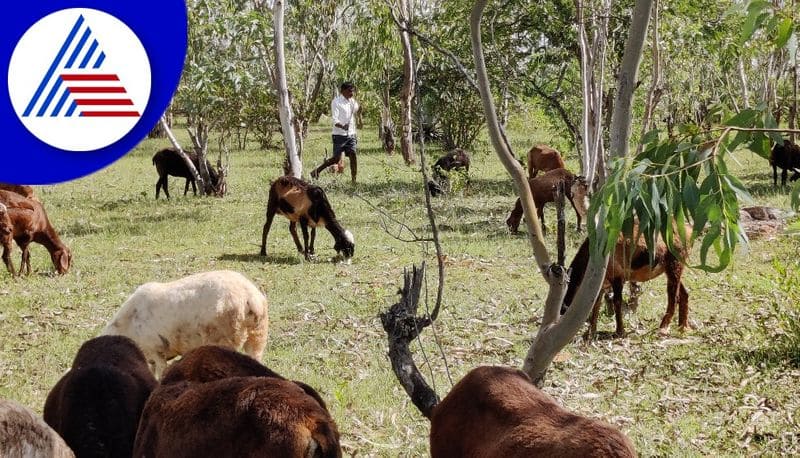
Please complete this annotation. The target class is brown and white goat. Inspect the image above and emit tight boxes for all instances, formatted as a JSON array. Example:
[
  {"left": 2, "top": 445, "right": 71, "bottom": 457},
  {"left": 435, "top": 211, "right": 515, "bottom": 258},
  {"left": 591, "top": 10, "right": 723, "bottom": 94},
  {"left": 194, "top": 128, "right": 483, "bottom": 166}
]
[
  {"left": 44, "top": 336, "right": 157, "bottom": 458},
  {"left": 0, "top": 190, "right": 71, "bottom": 276},
  {"left": 430, "top": 366, "right": 637, "bottom": 458},
  {"left": 506, "top": 168, "right": 590, "bottom": 234},
  {"left": 0, "top": 399, "right": 75, "bottom": 458},
  {"left": 0, "top": 183, "right": 40, "bottom": 202},
  {"left": 152, "top": 148, "right": 220, "bottom": 199},
  {"left": 134, "top": 345, "right": 341, "bottom": 457},
  {"left": 562, "top": 224, "right": 691, "bottom": 339},
  {"left": 527, "top": 144, "right": 566, "bottom": 178},
  {"left": 260, "top": 176, "right": 354, "bottom": 261}
]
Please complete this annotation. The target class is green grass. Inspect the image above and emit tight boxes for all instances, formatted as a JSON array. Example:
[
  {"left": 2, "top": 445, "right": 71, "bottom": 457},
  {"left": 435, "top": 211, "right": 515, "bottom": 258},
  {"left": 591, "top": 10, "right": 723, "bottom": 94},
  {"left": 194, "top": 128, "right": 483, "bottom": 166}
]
[{"left": 1, "top": 119, "right": 799, "bottom": 456}]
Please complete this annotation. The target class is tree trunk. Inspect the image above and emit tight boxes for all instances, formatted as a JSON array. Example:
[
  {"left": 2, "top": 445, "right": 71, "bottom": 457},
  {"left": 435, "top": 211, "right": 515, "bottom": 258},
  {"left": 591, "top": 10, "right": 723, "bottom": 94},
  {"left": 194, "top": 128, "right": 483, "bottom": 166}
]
[
  {"left": 637, "top": 0, "right": 662, "bottom": 155},
  {"left": 381, "top": 71, "right": 396, "bottom": 155},
  {"left": 187, "top": 121, "right": 214, "bottom": 195},
  {"left": 399, "top": 2, "right": 416, "bottom": 166},
  {"left": 575, "top": 0, "right": 612, "bottom": 187},
  {"left": 609, "top": 0, "right": 653, "bottom": 160},
  {"left": 159, "top": 115, "right": 205, "bottom": 193},
  {"left": 273, "top": 0, "right": 302, "bottom": 178}
]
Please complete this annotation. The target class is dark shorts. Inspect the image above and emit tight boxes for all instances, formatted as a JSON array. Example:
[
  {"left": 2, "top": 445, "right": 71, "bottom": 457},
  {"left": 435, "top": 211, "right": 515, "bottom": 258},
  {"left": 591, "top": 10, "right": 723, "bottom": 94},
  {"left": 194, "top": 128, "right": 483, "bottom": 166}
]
[{"left": 332, "top": 135, "right": 357, "bottom": 159}]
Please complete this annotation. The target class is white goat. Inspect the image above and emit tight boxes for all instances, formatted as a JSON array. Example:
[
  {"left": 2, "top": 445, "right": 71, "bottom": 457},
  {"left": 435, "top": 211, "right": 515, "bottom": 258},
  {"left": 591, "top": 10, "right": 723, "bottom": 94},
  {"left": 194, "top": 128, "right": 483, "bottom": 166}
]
[
  {"left": 0, "top": 399, "right": 75, "bottom": 458},
  {"left": 101, "top": 270, "right": 269, "bottom": 379}
]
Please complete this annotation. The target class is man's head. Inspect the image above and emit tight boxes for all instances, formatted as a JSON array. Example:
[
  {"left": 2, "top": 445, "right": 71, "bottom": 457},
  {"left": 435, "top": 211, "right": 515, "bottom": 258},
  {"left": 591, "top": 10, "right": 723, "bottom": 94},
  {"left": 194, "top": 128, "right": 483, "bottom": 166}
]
[{"left": 340, "top": 81, "right": 355, "bottom": 99}]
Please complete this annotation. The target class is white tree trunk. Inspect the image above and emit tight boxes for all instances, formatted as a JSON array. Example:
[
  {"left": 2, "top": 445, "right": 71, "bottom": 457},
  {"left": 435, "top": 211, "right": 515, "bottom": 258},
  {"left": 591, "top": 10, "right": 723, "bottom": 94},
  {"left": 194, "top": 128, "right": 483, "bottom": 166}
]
[
  {"left": 160, "top": 115, "right": 205, "bottom": 192},
  {"left": 273, "top": 0, "right": 302, "bottom": 178},
  {"left": 609, "top": 0, "right": 653, "bottom": 160},
  {"left": 575, "top": 0, "right": 611, "bottom": 186},
  {"left": 399, "top": 0, "right": 416, "bottom": 165}
]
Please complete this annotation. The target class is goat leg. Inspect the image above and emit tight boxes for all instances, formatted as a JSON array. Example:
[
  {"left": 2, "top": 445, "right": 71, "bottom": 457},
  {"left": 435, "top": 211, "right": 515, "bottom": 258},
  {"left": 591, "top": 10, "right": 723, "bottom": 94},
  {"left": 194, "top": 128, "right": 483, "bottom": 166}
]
[
  {"left": 288, "top": 222, "right": 303, "bottom": 254},
  {"left": 309, "top": 227, "right": 316, "bottom": 255},
  {"left": 299, "top": 220, "right": 313, "bottom": 260},
  {"left": 1, "top": 244, "right": 14, "bottom": 277},
  {"left": 611, "top": 279, "right": 626, "bottom": 338}
]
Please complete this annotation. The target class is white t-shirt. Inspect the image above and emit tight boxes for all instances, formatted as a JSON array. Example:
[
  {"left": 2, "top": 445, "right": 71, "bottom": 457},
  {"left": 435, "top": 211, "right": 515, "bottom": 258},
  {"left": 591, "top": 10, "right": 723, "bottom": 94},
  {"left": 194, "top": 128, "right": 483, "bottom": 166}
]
[{"left": 331, "top": 94, "right": 359, "bottom": 137}]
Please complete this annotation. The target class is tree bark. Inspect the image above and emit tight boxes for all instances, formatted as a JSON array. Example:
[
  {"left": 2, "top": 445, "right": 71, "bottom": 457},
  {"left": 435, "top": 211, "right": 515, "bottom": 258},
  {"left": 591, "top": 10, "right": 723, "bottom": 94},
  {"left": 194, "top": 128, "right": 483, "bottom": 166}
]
[
  {"left": 609, "top": 0, "right": 653, "bottom": 160},
  {"left": 637, "top": 0, "right": 662, "bottom": 155},
  {"left": 159, "top": 115, "right": 205, "bottom": 193},
  {"left": 399, "top": 0, "right": 416, "bottom": 166},
  {"left": 472, "top": 0, "right": 611, "bottom": 386},
  {"left": 273, "top": 0, "right": 302, "bottom": 178}
]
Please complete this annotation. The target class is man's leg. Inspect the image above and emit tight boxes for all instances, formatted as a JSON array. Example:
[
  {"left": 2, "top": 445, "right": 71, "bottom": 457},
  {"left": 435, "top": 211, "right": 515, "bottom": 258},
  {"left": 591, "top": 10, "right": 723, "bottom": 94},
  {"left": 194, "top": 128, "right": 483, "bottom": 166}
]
[
  {"left": 348, "top": 150, "right": 357, "bottom": 183},
  {"left": 311, "top": 155, "right": 341, "bottom": 179}
]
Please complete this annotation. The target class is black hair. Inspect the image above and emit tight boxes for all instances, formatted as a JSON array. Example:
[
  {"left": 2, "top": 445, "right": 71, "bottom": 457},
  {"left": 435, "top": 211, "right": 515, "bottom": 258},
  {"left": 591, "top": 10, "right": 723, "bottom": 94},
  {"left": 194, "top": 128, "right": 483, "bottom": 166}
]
[{"left": 340, "top": 81, "right": 355, "bottom": 91}]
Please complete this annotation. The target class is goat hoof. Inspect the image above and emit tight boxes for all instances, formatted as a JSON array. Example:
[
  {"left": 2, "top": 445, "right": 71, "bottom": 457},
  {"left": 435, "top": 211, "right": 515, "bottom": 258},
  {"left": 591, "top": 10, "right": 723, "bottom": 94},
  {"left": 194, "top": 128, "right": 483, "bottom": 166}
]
[
  {"left": 657, "top": 326, "right": 671, "bottom": 337},
  {"left": 259, "top": 250, "right": 267, "bottom": 257},
  {"left": 613, "top": 330, "right": 626, "bottom": 338}
]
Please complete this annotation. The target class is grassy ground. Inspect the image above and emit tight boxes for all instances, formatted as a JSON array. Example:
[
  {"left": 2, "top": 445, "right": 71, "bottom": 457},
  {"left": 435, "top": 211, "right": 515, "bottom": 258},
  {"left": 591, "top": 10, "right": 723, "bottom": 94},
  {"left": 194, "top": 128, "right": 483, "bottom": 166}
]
[{"left": 1, "top": 118, "right": 799, "bottom": 457}]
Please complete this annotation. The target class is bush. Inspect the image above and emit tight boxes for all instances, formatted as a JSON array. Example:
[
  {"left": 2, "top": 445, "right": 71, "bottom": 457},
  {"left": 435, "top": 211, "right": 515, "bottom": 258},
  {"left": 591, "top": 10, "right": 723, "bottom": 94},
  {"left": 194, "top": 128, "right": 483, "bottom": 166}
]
[{"left": 769, "top": 260, "right": 800, "bottom": 365}]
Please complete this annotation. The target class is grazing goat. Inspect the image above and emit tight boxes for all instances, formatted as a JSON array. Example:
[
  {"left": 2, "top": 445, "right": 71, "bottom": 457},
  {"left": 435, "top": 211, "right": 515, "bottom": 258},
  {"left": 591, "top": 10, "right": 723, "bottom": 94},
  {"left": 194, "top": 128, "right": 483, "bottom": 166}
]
[
  {"left": 260, "top": 176, "right": 355, "bottom": 261},
  {"left": 152, "top": 148, "right": 220, "bottom": 199},
  {"left": 505, "top": 168, "right": 590, "bottom": 234},
  {"left": 432, "top": 148, "right": 471, "bottom": 183},
  {"left": 562, "top": 225, "right": 691, "bottom": 339},
  {"left": 0, "top": 203, "right": 13, "bottom": 275},
  {"left": 430, "top": 366, "right": 637, "bottom": 458},
  {"left": 0, "top": 399, "right": 75, "bottom": 458},
  {"left": 770, "top": 139, "right": 800, "bottom": 187},
  {"left": 0, "top": 183, "right": 40, "bottom": 202},
  {"left": 159, "top": 345, "right": 329, "bottom": 411},
  {"left": 135, "top": 346, "right": 341, "bottom": 457},
  {"left": 44, "top": 336, "right": 157, "bottom": 458},
  {"left": 101, "top": 270, "right": 269, "bottom": 379},
  {"left": 0, "top": 190, "right": 71, "bottom": 276},
  {"left": 527, "top": 144, "right": 565, "bottom": 178}
]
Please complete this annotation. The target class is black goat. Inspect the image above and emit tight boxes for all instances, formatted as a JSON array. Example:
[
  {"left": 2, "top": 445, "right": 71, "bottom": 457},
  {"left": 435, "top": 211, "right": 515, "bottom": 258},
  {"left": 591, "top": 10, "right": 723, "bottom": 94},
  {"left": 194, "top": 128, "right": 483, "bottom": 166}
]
[
  {"left": 432, "top": 148, "right": 471, "bottom": 184},
  {"left": 152, "top": 148, "right": 220, "bottom": 199},
  {"left": 771, "top": 139, "right": 800, "bottom": 187},
  {"left": 260, "top": 176, "right": 354, "bottom": 261}
]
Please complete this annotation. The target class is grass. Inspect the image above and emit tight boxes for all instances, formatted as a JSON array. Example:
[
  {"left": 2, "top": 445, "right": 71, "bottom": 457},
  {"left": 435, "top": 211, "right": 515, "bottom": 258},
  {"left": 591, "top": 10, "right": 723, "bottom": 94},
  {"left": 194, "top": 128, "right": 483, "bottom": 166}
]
[{"left": 1, "top": 118, "right": 799, "bottom": 457}]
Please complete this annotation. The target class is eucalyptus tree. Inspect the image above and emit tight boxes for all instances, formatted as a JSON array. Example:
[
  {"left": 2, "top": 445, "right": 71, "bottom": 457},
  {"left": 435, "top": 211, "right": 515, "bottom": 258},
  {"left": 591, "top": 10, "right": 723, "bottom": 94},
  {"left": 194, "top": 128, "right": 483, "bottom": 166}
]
[
  {"left": 178, "top": 0, "right": 264, "bottom": 193},
  {"left": 385, "top": 0, "right": 418, "bottom": 165}
]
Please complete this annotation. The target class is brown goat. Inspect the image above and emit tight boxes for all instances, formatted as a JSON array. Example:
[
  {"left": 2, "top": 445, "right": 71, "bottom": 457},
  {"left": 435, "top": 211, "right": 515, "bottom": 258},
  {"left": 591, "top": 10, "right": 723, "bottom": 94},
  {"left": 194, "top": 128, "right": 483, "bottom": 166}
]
[
  {"left": 0, "top": 190, "right": 71, "bottom": 276},
  {"left": 134, "top": 345, "right": 341, "bottom": 458},
  {"left": 527, "top": 144, "right": 565, "bottom": 178},
  {"left": 0, "top": 183, "right": 40, "bottom": 202},
  {"left": 0, "top": 399, "right": 75, "bottom": 458},
  {"left": 506, "top": 168, "right": 590, "bottom": 234},
  {"left": 430, "top": 366, "right": 637, "bottom": 458},
  {"left": 260, "top": 176, "right": 354, "bottom": 261},
  {"left": 562, "top": 225, "right": 691, "bottom": 339},
  {"left": 44, "top": 336, "right": 157, "bottom": 458},
  {"left": 0, "top": 204, "right": 13, "bottom": 275}
]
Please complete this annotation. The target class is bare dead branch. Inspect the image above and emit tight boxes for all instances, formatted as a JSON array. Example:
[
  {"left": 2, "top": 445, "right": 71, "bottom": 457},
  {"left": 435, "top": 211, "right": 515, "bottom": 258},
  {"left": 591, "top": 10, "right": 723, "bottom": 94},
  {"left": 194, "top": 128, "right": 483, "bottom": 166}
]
[{"left": 379, "top": 263, "right": 439, "bottom": 419}]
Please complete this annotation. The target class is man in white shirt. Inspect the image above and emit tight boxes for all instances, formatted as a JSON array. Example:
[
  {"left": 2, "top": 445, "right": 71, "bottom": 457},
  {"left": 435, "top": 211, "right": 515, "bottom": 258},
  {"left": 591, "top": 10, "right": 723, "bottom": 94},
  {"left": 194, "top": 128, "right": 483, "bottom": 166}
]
[{"left": 310, "top": 82, "right": 359, "bottom": 183}]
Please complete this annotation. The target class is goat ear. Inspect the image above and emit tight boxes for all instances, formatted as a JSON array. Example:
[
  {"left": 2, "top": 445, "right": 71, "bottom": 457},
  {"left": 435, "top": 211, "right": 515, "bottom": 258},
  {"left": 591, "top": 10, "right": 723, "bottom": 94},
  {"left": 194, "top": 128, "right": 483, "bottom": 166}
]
[{"left": 59, "top": 250, "right": 71, "bottom": 273}]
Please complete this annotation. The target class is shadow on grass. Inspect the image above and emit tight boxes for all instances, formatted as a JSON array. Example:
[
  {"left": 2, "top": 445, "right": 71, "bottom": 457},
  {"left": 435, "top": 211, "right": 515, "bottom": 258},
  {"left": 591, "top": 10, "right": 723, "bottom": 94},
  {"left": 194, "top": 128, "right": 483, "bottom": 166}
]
[
  {"left": 730, "top": 345, "right": 800, "bottom": 369},
  {"left": 218, "top": 253, "right": 303, "bottom": 265}
]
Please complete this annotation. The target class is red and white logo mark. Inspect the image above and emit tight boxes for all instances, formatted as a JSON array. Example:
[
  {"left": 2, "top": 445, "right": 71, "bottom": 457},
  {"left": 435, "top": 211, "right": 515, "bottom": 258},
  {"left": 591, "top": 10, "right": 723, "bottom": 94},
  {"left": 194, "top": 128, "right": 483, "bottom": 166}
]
[{"left": 8, "top": 8, "right": 151, "bottom": 151}]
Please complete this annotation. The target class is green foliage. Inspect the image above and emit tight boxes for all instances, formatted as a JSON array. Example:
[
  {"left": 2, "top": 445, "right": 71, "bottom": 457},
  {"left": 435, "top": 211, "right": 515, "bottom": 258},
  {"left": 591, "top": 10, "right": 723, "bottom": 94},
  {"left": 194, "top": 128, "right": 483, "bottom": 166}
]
[
  {"left": 588, "top": 107, "right": 787, "bottom": 273},
  {"left": 766, "top": 260, "right": 800, "bottom": 366},
  {"left": 739, "top": 0, "right": 796, "bottom": 48}
]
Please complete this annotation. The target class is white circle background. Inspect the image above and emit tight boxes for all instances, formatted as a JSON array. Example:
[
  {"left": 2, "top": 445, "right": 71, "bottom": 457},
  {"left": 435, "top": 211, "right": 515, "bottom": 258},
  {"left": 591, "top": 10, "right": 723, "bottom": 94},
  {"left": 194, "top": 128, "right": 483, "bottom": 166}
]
[{"left": 8, "top": 8, "right": 151, "bottom": 152}]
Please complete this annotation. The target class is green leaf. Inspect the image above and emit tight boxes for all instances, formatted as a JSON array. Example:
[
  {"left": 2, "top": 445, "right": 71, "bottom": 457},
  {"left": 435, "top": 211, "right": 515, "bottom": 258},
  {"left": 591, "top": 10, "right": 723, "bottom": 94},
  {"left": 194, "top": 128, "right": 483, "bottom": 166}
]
[
  {"left": 725, "top": 109, "right": 760, "bottom": 127},
  {"left": 775, "top": 17, "right": 794, "bottom": 48},
  {"left": 792, "top": 180, "right": 800, "bottom": 210}
]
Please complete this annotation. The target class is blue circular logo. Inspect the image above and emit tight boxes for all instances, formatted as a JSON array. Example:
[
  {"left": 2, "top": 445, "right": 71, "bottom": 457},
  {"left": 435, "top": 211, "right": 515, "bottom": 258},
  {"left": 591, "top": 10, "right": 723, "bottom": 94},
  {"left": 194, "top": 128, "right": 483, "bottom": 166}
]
[{"left": 3, "top": 1, "right": 187, "bottom": 184}]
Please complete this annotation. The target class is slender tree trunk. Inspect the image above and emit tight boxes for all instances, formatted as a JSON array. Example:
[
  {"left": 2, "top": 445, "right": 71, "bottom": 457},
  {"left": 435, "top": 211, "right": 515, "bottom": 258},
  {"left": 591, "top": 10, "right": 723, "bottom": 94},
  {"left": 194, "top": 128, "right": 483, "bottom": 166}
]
[
  {"left": 791, "top": 1, "right": 798, "bottom": 143},
  {"left": 273, "top": 0, "right": 302, "bottom": 178},
  {"left": 399, "top": 1, "right": 416, "bottom": 165},
  {"left": 381, "top": 69, "right": 396, "bottom": 154},
  {"left": 609, "top": 0, "right": 653, "bottom": 160},
  {"left": 738, "top": 57, "right": 751, "bottom": 109},
  {"left": 471, "top": 0, "right": 609, "bottom": 386},
  {"left": 160, "top": 115, "right": 205, "bottom": 192},
  {"left": 637, "top": 0, "right": 662, "bottom": 155}
]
